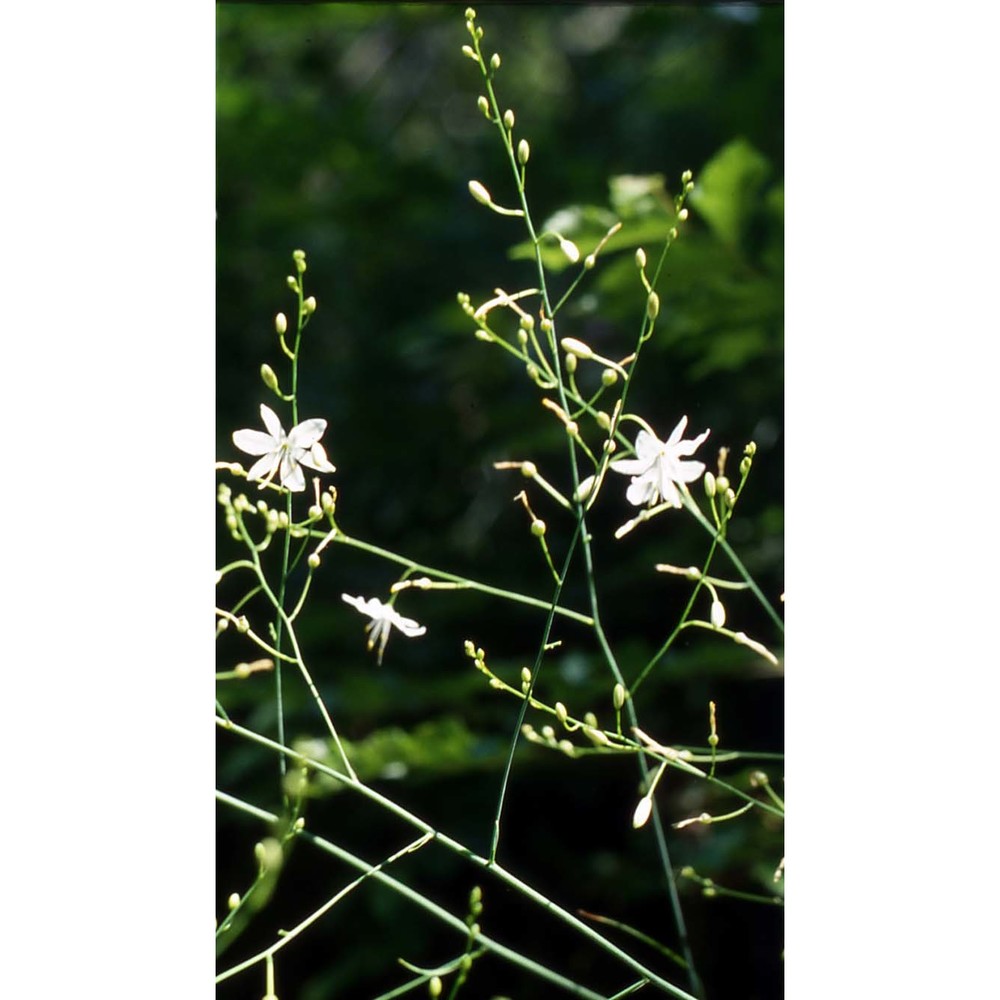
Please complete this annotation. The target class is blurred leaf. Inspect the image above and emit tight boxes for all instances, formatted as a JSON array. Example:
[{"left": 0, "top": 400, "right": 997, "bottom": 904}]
[{"left": 688, "top": 137, "right": 771, "bottom": 249}]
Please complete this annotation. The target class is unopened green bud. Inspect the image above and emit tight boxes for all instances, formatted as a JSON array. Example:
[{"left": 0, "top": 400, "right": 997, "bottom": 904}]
[
  {"left": 539, "top": 317, "right": 553, "bottom": 334},
  {"left": 584, "top": 253, "right": 596, "bottom": 270},
  {"left": 235, "top": 615, "right": 250, "bottom": 634},
  {"left": 520, "top": 461, "right": 537, "bottom": 478},
  {"left": 555, "top": 701, "right": 568, "bottom": 724},
  {"left": 286, "top": 275, "right": 298, "bottom": 291},
  {"left": 583, "top": 711, "right": 598, "bottom": 728},
  {"left": 632, "top": 796, "right": 653, "bottom": 829},
  {"left": 669, "top": 227, "right": 679, "bottom": 240},
  {"left": 530, "top": 519, "right": 546, "bottom": 537},
  {"left": 601, "top": 368, "right": 618, "bottom": 387},
  {"left": 464, "top": 639, "right": 476, "bottom": 657},
  {"left": 558, "top": 739, "right": 575, "bottom": 757},
  {"left": 464, "top": 7, "right": 476, "bottom": 20},
  {"left": 517, "top": 139, "right": 530, "bottom": 165},
  {"left": 613, "top": 683, "right": 627, "bottom": 710},
  {"left": 275, "top": 312, "right": 288, "bottom": 335},
  {"left": 519, "top": 314, "right": 534, "bottom": 330},
  {"left": 468, "top": 179, "right": 492, "bottom": 205},
  {"left": 574, "top": 475, "right": 595, "bottom": 502},
  {"left": 565, "top": 353, "right": 577, "bottom": 374},
  {"left": 461, "top": 44, "right": 476, "bottom": 60},
  {"left": 477, "top": 95, "right": 489, "bottom": 117},
  {"left": 725, "top": 488, "right": 736, "bottom": 509},
  {"left": 681, "top": 169, "right": 693, "bottom": 184},
  {"left": 685, "top": 181, "right": 695, "bottom": 193},
  {"left": 260, "top": 364, "right": 279, "bottom": 392},
  {"left": 470, "top": 885, "right": 483, "bottom": 906},
  {"left": 503, "top": 109, "right": 515, "bottom": 130},
  {"left": 704, "top": 471, "right": 716, "bottom": 497},
  {"left": 646, "top": 291, "right": 660, "bottom": 321},
  {"left": 429, "top": 976, "right": 443, "bottom": 998},
  {"left": 565, "top": 420, "right": 579, "bottom": 438},
  {"left": 517, "top": 328, "right": 528, "bottom": 346},
  {"left": 304, "top": 295, "right": 317, "bottom": 315},
  {"left": 744, "top": 441, "right": 757, "bottom": 457},
  {"left": 635, "top": 247, "right": 647, "bottom": 269},
  {"left": 740, "top": 456, "right": 752, "bottom": 477},
  {"left": 678, "top": 208, "right": 689, "bottom": 222},
  {"left": 710, "top": 600, "right": 726, "bottom": 628},
  {"left": 228, "top": 893, "right": 240, "bottom": 911},
  {"left": 716, "top": 475, "right": 730, "bottom": 493},
  {"left": 307, "top": 553, "right": 321, "bottom": 570},
  {"left": 521, "top": 666, "right": 532, "bottom": 685},
  {"left": 559, "top": 237, "right": 580, "bottom": 263},
  {"left": 489, "top": 52, "right": 500, "bottom": 71}
]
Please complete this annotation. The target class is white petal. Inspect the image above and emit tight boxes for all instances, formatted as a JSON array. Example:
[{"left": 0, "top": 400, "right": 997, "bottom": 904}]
[
  {"left": 301, "top": 441, "right": 336, "bottom": 474},
  {"left": 633, "top": 429, "right": 661, "bottom": 461},
  {"left": 246, "top": 453, "right": 280, "bottom": 482},
  {"left": 260, "top": 404, "right": 285, "bottom": 440},
  {"left": 672, "top": 458, "right": 706, "bottom": 484},
  {"left": 672, "top": 427, "right": 710, "bottom": 458},
  {"left": 664, "top": 416, "right": 689, "bottom": 447},
  {"left": 342, "top": 594, "right": 381, "bottom": 619},
  {"left": 279, "top": 453, "right": 306, "bottom": 492},
  {"left": 233, "top": 429, "right": 278, "bottom": 456},
  {"left": 625, "top": 475, "right": 658, "bottom": 507},
  {"left": 388, "top": 608, "right": 426, "bottom": 637},
  {"left": 287, "top": 418, "right": 327, "bottom": 449},
  {"left": 609, "top": 457, "right": 647, "bottom": 476}
]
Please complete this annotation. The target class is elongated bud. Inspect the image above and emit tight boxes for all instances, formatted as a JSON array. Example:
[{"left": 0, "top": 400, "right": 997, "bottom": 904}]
[
  {"left": 559, "top": 238, "right": 580, "bottom": 263},
  {"left": 574, "top": 475, "right": 595, "bottom": 502},
  {"left": 517, "top": 139, "right": 530, "bottom": 165},
  {"left": 468, "top": 179, "right": 492, "bottom": 205},
  {"left": 461, "top": 44, "right": 476, "bottom": 60},
  {"left": 632, "top": 796, "right": 653, "bottom": 829},
  {"left": 635, "top": 247, "right": 647, "bottom": 269},
  {"left": 740, "top": 456, "right": 752, "bottom": 477},
  {"left": 710, "top": 600, "right": 726, "bottom": 628},
  {"left": 429, "top": 976, "right": 443, "bottom": 998},
  {"left": 521, "top": 666, "right": 532, "bottom": 686},
  {"left": 681, "top": 169, "right": 693, "bottom": 184},
  {"left": 646, "top": 291, "right": 660, "bottom": 321},
  {"left": 744, "top": 440, "right": 757, "bottom": 457},
  {"left": 704, "top": 470, "right": 716, "bottom": 498},
  {"left": 476, "top": 95, "right": 490, "bottom": 117},
  {"left": 465, "top": 7, "right": 476, "bottom": 19},
  {"left": 678, "top": 208, "right": 689, "bottom": 221},
  {"left": 260, "top": 364, "right": 279, "bottom": 392},
  {"left": 564, "top": 353, "right": 577, "bottom": 374},
  {"left": 304, "top": 295, "right": 317, "bottom": 315},
  {"left": 613, "top": 682, "right": 627, "bottom": 710},
  {"left": 503, "top": 109, "right": 515, "bottom": 129},
  {"left": 228, "top": 893, "right": 241, "bottom": 911},
  {"left": 561, "top": 337, "right": 593, "bottom": 360},
  {"left": 596, "top": 410, "right": 611, "bottom": 431},
  {"left": 555, "top": 701, "right": 568, "bottom": 724},
  {"left": 489, "top": 52, "right": 500, "bottom": 70},
  {"left": 601, "top": 368, "right": 618, "bottom": 387},
  {"left": 275, "top": 312, "right": 288, "bottom": 335}
]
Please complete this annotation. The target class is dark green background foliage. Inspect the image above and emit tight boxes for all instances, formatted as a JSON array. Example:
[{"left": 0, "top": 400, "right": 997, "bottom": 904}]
[{"left": 217, "top": 5, "right": 783, "bottom": 998}]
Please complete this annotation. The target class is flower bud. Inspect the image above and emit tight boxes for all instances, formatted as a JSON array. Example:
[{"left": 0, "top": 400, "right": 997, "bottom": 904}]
[
  {"left": 465, "top": 7, "right": 476, "bottom": 20},
  {"left": 555, "top": 701, "right": 568, "bottom": 724},
  {"left": 716, "top": 475, "right": 730, "bottom": 493},
  {"left": 468, "top": 179, "right": 492, "bottom": 205},
  {"left": 710, "top": 600, "right": 726, "bottom": 628},
  {"left": 739, "top": 456, "right": 752, "bottom": 477},
  {"left": 725, "top": 488, "right": 736, "bottom": 509},
  {"left": 520, "top": 461, "right": 537, "bottom": 478},
  {"left": 304, "top": 295, "right": 317, "bottom": 315},
  {"left": 260, "top": 364, "right": 279, "bottom": 393},
  {"left": 704, "top": 471, "right": 716, "bottom": 498},
  {"left": 530, "top": 519, "right": 546, "bottom": 537},
  {"left": 632, "top": 796, "right": 653, "bottom": 829},
  {"left": 681, "top": 169, "right": 693, "bottom": 184},
  {"left": 275, "top": 312, "right": 288, "bottom": 335},
  {"left": 227, "top": 893, "right": 241, "bottom": 911},
  {"left": 429, "top": 977, "right": 443, "bottom": 998},
  {"left": 476, "top": 95, "right": 489, "bottom": 117},
  {"left": 596, "top": 410, "right": 611, "bottom": 431},
  {"left": 613, "top": 682, "right": 627, "bottom": 710},
  {"left": 286, "top": 275, "right": 298, "bottom": 291},
  {"left": 503, "top": 109, "right": 515, "bottom": 129},
  {"left": 561, "top": 337, "right": 593, "bottom": 359},
  {"left": 601, "top": 368, "right": 618, "bottom": 387},
  {"left": 574, "top": 475, "right": 595, "bottom": 502},
  {"left": 464, "top": 639, "right": 476, "bottom": 657},
  {"left": 564, "top": 353, "right": 577, "bottom": 374},
  {"left": 559, "top": 238, "right": 580, "bottom": 263},
  {"left": 517, "top": 139, "right": 530, "bottom": 165},
  {"left": 744, "top": 441, "right": 757, "bottom": 457},
  {"left": 541, "top": 725, "right": 555, "bottom": 741},
  {"left": 565, "top": 420, "right": 579, "bottom": 438},
  {"left": 678, "top": 208, "right": 689, "bottom": 221},
  {"left": 646, "top": 291, "right": 660, "bottom": 321},
  {"left": 307, "top": 553, "right": 321, "bottom": 570},
  {"left": 461, "top": 44, "right": 476, "bottom": 60},
  {"left": 489, "top": 52, "right": 500, "bottom": 70},
  {"left": 517, "top": 328, "right": 528, "bottom": 346},
  {"left": 584, "top": 254, "right": 596, "bottom": 270},
  {"left": 521, "top": 666, "right": 532, "bottom": 685},
  {"left": 635, "top": 247, "right": 647, "bottom": 269}
]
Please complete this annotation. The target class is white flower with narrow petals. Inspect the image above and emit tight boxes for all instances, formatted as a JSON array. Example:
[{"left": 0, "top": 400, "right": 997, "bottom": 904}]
[
  {"left": 341, "top": 594, "right": 426, "bottom": 664},
  {"left": 232, "top": 404, "right": 336, "bottom": 492},
  {"left": 610, "top": 416, "right": 710, "bottom": 508}
]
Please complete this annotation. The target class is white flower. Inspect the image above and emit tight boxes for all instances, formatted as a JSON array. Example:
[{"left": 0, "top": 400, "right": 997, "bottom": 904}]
[
  {"left": 232, "top": 404, "right": 336, "bottom": 492},
  {"left": 341, "top": 593, "right": 426, "bottom": 664},
  {"left": 609, "top": 416, "right": 710, "bottom": 508}
]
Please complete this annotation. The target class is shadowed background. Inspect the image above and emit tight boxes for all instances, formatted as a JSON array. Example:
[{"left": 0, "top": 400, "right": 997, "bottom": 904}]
[{"left": 217, "top": 5, "right": 783, "bottom": 998}]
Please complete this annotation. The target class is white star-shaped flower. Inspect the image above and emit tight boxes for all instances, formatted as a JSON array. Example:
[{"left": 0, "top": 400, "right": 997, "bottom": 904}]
[
  {"left": 341, "top": 594, "right": 426, "bottom": 664},
  {"left": 232, "top": 404, "right": 336, "bottom": 492},
  {"left": 610, "top": 416, "right": 710, "bottom": 508}
]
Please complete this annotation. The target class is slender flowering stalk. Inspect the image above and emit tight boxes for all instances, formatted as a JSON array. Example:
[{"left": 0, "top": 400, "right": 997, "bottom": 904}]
[{"left": 233, "top": 403, "right": 336, "bottom": 492}]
